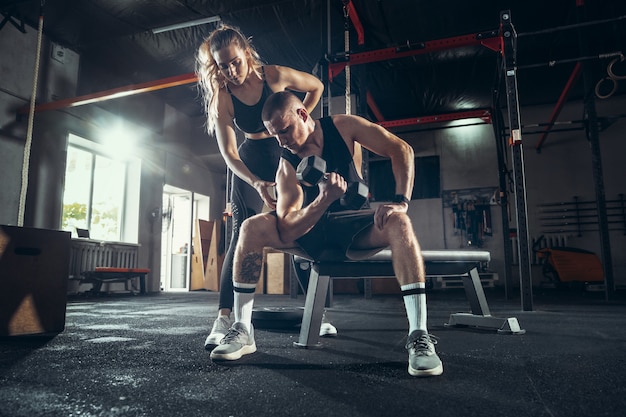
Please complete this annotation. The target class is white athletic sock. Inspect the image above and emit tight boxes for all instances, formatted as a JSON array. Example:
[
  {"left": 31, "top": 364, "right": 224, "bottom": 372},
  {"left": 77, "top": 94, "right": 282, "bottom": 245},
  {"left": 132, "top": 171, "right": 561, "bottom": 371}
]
[
  {"left": 233, "top": 282, "right": 256, "bottom": 330},
  {"left": 401, "top": 282, "right": 427, "bottom": 334}
]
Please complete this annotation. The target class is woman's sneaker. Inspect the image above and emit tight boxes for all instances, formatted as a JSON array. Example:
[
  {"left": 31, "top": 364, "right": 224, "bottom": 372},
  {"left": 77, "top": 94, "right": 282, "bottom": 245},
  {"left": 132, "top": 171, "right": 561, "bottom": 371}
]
[
  {"left": 406, "top": 330, "right": 443, "bottom": 377},
  {"left": 204, "top": 315, "right": 233, "bottom": 351},
  {"left": 320, "top": 310, "right": 337, "bottom": 337},
  {"left": 210, "top": 322, "right": 257, "bottom": 361}
]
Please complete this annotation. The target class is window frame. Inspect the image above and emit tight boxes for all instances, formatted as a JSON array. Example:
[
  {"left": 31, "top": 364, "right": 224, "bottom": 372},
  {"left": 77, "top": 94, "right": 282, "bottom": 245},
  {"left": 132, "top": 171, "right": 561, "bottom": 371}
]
[{"left": 62, "top": 133, "right": 140, "bottom": 243}]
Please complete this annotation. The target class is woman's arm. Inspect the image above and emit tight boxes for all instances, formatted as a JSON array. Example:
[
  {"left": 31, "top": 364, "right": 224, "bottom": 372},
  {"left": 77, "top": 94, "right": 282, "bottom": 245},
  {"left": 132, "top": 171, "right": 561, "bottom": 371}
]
[
  {"left": 214, "top": 88, "right": 277, "bottom": 207},
  {"left": 265, "top": 65, "right": 324, "bottom": 113}
]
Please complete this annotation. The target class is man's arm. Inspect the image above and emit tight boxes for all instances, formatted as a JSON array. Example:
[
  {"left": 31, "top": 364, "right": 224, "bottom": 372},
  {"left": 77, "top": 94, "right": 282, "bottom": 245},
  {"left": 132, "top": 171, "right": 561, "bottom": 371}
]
[
  {"left": 274, "top": 158, "right": 347, "bottom": 243},
  {"left": 332, "top": 114, "right": 414, "bottom": 199},
  {"left": 332, "top": 114, "right": 415, "bottom": 229}
]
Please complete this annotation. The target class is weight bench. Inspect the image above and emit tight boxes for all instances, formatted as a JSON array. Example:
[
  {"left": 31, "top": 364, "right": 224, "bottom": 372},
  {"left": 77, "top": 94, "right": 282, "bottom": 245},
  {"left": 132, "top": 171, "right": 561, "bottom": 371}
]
[
  {"left": 292, "top": 249, "right": 524, "bottom": 348},
  {"left": 81, "top": 267, "right": 149, "bottom": 294}
]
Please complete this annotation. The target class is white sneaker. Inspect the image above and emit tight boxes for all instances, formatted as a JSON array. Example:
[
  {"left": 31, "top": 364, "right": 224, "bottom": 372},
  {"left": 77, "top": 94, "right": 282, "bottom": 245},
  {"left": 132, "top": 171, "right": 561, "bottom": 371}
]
[
  {"left": 320, "top": 310, "right": 338, "bottom": 337},
  {"left": 204, "top": 315, "right": 233, "bottom": 351},
  {"left": 406, "top": 330, "right": 443, "bottom": 377},
  {"left": 210, "top": 322, "right": 257, "bottom": 361}
]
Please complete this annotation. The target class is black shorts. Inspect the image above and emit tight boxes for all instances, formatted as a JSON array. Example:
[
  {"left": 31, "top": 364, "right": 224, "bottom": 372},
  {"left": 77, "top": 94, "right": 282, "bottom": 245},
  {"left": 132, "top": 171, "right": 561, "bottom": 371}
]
[{"left": 294, "top": 209, "right": 385, "bottom": 261}]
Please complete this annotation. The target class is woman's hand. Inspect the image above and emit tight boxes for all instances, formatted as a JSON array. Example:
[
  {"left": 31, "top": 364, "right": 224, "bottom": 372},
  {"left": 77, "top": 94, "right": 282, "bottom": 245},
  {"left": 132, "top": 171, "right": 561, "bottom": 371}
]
[{"left": 253, "top": 179, "right": 278, "bottom": 209}]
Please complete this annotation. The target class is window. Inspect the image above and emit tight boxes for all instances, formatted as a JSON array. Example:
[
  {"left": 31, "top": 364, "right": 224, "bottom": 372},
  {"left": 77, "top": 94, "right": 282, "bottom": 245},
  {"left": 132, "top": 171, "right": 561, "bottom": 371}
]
[
  {"left": 61, "top": 134, "right": 141, "bottom": 242},
  {"left": 368, "top": 155, "right": 440, "bottom": 201}
]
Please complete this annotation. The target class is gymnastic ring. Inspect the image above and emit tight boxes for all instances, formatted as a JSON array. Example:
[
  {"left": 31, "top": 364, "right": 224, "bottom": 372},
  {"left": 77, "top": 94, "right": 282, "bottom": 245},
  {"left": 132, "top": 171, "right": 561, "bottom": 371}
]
[
  {"left": 607, "top": 56, "right": 626, "bottom": 80},
  {"left": 595, "top": 76, "right": 617, "bottom": 99}
]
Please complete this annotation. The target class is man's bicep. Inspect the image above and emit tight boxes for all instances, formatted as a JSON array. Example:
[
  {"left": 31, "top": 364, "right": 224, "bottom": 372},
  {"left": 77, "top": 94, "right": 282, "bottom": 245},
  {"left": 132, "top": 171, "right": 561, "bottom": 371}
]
[{"left": 276, "top": 159, "right": 303, "bottom": 217}]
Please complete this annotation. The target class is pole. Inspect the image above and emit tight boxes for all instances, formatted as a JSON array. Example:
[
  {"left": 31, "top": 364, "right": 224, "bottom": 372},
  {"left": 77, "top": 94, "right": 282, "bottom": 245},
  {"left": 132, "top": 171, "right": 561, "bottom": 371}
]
[{"left": 501, "top": 10, "right": 533, "bottom": 311}]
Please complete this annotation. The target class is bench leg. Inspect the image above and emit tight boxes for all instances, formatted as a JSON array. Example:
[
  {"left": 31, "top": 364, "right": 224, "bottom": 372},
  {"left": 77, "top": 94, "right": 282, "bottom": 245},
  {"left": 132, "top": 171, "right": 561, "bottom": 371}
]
[
  {"left": 445, "top": 267, "right": 525, "bottom": 334},
  {"left": 462, "top": 267, "right": 492, "bottom": 316},
  {"left": 90, "top": 280, "right": 104, "bottom": 294},
  {"left": 294, "top": 265, "right": 328, "bottom": 348}
]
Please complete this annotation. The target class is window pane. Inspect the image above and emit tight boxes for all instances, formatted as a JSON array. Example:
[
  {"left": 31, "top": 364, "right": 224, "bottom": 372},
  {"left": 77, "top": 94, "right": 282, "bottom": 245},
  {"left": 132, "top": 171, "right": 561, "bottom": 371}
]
[
  {"left": 91, "top": 155, "right": 125, "bottom": 241},
  {"left": 62, "top": 147, "right": 92, "bottom": 232}
]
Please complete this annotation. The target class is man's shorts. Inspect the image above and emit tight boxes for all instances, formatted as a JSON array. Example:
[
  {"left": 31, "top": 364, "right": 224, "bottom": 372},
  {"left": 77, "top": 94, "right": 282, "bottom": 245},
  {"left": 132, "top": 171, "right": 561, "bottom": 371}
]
[{"left": 294, "top": 209, "right": 386, "bottom": 261}]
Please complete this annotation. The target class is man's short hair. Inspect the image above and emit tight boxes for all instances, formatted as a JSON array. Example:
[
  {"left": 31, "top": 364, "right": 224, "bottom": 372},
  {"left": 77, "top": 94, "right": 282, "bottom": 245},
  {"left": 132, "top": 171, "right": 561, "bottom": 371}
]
[{"left": 261, "top": 91, "right": 300, "bottom": 122}]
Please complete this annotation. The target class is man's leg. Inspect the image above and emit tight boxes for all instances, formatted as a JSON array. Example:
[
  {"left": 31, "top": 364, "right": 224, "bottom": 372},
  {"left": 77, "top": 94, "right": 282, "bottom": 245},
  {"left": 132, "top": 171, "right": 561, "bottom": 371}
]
[
  {"left": 353, "top": 212, "right": 442, "bottom": 377},
  {"left": 206, "top": 175, "right": 263, "bottom": 350},
  {"left": 210, "top": 213, "right": 292, "bottom": 361}
]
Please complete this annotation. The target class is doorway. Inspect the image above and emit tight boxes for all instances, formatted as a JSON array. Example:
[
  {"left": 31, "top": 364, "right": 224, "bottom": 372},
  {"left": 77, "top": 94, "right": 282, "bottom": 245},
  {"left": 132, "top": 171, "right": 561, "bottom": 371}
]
[{"left": 161, "top": 185, "right": 210, "bottom": 292}]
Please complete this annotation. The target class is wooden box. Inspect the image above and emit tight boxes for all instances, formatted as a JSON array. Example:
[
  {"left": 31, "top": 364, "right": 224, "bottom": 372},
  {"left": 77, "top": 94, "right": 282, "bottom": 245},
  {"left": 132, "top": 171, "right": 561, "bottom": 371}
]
[
  {"left": 0, "top": 225, "right": 70, "bottom": 336},
  {"left": 265, "top": 251, "right": 290, "bottom": 295}
]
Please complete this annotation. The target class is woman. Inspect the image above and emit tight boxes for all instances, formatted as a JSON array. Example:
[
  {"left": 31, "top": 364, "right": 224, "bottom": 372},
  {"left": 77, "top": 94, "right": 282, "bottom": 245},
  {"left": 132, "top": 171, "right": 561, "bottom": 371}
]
[{"left": 196, "top": 25, "right": 333, "bottom": 349}]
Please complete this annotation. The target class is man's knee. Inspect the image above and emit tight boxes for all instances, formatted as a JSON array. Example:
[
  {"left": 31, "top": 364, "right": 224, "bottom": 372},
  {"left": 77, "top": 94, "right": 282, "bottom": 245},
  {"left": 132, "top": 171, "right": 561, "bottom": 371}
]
[
  {"left": 386, "top": 211, "right": 414, "bottom": 234},
  {"left": 240, "top": 213, "right": 278, "bottom": 245}
]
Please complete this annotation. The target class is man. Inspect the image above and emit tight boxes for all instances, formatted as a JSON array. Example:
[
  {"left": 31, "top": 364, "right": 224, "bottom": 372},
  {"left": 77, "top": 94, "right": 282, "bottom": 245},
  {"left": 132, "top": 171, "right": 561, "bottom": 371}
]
[{"left": 210, "top": 91, "right": 442, "bottom": 377}]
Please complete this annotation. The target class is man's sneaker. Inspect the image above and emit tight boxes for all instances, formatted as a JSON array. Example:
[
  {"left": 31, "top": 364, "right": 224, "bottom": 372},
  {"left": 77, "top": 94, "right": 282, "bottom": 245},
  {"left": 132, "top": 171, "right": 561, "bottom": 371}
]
[
  {"left": 406, "top": 330, "right": 443, "bottom": 377},
  {"left": 320, "top": 310, "right": 338, "bottom": 337},
  {"left": 204, "top": 315, "right": 233, "bottom": 351},
  {"left": 210, "top": 322, "right": 257, "bottom": 361}
]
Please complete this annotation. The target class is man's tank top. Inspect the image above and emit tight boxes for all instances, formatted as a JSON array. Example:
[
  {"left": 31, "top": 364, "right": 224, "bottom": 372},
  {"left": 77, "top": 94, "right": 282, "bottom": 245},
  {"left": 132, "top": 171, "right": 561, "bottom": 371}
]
[
  {"left": 227, "top": 67, "right": 273, "bottom": 135},
  {"left": 281, "top": 116, "right": 368, "bottom": 212}
]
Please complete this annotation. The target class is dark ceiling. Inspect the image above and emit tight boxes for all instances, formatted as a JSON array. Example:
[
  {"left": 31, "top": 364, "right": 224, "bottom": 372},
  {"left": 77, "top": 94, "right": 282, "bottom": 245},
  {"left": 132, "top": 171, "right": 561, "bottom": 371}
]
[{"left": 2, "top": 0, "right": 625, "bottom": 126}]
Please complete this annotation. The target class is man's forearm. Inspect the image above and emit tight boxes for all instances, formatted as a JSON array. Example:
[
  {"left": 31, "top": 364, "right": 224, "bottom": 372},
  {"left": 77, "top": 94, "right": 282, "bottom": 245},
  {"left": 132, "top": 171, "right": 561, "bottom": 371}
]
[
  {"left": 390, "top": 144, "right": 415, "bottom": 199},
  {"left": 277, "top": 196, "right": 332, "bottom": 243}
]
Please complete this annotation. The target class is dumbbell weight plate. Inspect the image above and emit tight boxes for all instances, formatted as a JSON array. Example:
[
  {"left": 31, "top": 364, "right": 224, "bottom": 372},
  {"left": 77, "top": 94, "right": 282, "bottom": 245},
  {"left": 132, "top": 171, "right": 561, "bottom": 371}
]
[
  {"left": 296, "top": 156, "right": 327, "bottom": 187},
  {"left": 340, "top": 182, "right": 369, "bottom": 210}
]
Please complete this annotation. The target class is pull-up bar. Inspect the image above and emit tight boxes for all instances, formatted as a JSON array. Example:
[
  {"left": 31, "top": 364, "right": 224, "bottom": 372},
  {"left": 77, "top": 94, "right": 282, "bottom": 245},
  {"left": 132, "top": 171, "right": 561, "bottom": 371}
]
[{"left": 327, "top": 31, "right": 502, "bottom": 81}]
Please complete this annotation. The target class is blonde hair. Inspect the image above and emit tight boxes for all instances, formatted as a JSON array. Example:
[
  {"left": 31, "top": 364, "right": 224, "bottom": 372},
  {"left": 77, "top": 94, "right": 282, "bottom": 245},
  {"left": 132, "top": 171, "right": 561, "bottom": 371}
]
[{"left": 195, "top": 25, "right": 264, "bottom": 135}]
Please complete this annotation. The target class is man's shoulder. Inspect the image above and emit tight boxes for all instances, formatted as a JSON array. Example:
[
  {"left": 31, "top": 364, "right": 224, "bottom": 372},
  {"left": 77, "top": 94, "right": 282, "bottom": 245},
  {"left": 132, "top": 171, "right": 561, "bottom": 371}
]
[
  {"left": 321, "top": 114, "right": 363, "bottom": 137},
  {"left": 325, "top": 113, "right": 360, "bottom": 126},
  {"left": 320, "top": 114, "right": 350, "bottom": 127}
]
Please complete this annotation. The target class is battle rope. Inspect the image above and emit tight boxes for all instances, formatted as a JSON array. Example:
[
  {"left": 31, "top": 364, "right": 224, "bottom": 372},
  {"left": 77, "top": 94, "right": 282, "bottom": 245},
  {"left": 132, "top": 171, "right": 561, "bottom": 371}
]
[{"left": 18, "top": 3, "right": 45, "bottom": 226}]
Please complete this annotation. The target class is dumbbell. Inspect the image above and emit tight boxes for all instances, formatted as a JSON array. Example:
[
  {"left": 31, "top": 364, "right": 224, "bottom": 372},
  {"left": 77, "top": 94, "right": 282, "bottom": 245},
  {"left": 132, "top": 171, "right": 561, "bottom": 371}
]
[{"left": 296, "top": 155, "right": 368, "bottom": 210}]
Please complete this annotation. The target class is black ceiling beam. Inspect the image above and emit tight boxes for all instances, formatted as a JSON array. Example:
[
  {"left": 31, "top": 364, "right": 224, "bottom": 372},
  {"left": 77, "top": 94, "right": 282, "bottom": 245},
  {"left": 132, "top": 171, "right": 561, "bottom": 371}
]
[{"left": 0, "top": 12, "right": 27, "bottom": 33}]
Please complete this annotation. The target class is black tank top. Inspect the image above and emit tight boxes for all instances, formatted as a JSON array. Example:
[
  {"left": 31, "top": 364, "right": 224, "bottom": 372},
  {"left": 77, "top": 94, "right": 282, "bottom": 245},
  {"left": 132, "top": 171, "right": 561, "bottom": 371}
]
[
  {"left": 282, "top": 116, "right": 368, "bottom": 212},
  {"left": 228, "top": 67, "right": 273, "bottom": 135}
]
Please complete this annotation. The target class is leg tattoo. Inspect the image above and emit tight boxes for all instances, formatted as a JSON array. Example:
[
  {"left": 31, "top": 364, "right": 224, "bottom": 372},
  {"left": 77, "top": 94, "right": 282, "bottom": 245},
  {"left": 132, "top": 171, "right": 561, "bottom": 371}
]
[{"left": 239, "top": 252, "right": 263, "bottom": 284}]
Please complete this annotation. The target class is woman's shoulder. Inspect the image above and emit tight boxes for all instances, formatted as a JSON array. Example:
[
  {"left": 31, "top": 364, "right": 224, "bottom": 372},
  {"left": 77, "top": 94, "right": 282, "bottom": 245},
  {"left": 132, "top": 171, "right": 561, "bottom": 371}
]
[
  {"left": 215, "top": 86, "right": 234, "bottom": 115},
  {"left": 262, "top": 64, "right": 280, "bottom": 80},
  {"left": 263, "top": 64, "right": 301, "bottom": 81}
]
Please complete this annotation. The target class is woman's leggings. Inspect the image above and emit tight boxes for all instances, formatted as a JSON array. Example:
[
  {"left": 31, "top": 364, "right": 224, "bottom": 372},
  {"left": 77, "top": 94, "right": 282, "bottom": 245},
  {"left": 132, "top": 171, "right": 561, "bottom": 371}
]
[{"left": 218, "top": 137, "right": 282, "bottom": 310}]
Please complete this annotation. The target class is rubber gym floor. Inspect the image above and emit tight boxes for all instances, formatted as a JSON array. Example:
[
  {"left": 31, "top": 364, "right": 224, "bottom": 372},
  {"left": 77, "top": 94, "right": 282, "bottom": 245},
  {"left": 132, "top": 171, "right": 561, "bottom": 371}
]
[{"left": 1, "top": 287, "right": 625, "bottom": 417}]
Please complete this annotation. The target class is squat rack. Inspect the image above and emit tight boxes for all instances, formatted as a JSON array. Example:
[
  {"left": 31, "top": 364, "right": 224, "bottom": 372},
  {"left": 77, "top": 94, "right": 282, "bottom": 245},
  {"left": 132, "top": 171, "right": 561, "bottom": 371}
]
[{"left": 323, "top": 6, "right": 619, "bottom": 306}]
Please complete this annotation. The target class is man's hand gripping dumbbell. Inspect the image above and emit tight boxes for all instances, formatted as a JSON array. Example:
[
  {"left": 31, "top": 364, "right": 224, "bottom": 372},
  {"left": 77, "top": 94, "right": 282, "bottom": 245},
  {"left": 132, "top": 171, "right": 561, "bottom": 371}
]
[{"left": 295, "top": 155, "right": 369, "bottom": 210}]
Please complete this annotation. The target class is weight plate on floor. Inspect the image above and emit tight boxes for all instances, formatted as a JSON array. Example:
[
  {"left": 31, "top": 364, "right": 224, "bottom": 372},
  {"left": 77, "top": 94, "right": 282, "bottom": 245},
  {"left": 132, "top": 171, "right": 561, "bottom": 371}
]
[{"left": 252, "top": 307, "right": 303, "bottom": 329}]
